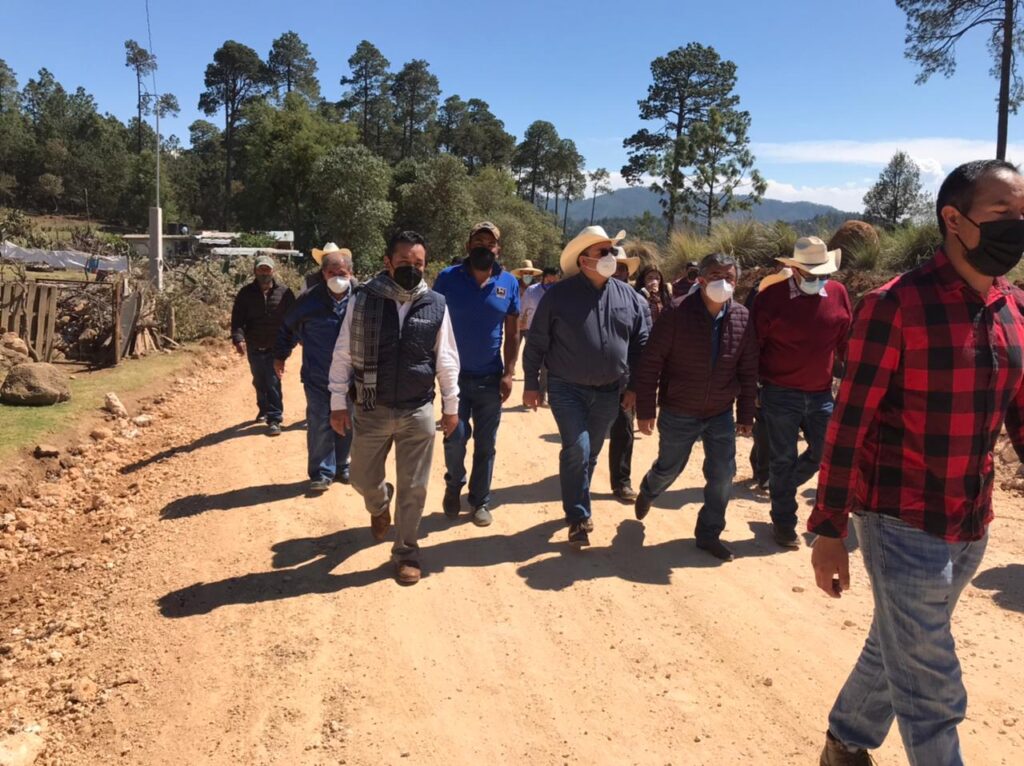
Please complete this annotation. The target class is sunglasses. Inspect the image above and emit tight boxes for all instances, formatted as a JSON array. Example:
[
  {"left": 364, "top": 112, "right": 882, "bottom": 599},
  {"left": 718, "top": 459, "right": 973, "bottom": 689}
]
[{"left": 587, "top": 248, "right": 614, "bottom": 258}]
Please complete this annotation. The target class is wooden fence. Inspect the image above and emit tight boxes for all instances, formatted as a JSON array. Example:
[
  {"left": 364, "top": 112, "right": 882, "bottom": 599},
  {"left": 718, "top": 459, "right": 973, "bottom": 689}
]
[{"left": 0, "top": 282, "right": 59, "bottom": 361}]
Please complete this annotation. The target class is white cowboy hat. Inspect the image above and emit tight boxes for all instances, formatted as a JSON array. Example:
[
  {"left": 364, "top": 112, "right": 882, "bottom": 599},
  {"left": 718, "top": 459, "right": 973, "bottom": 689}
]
[
  {"left": 613, "top": 246, "right": 640, "bottom": 277},
  {"left": 776, "top": 237, "right": 841, "bottom": 276},
  {"left": 511, "top": 259, "right": 543, "bottom": 277},
  {"left": 559, "top": 226, "right": 626, "bottom": 276},
  {"left": 312, "top": 242, "right": 353, "bottom": 265}
]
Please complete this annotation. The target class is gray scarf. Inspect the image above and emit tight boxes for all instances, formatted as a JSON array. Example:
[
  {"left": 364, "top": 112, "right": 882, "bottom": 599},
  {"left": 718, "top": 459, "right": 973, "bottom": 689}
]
[{"left": 350, "top": 271, "right": 429, "bottom": 410}]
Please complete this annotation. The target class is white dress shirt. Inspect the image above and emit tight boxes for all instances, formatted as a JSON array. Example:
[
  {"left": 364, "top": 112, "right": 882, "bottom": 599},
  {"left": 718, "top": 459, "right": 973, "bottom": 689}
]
[{"left": 328, "top": 297, "right": 460, "bottom": 414}]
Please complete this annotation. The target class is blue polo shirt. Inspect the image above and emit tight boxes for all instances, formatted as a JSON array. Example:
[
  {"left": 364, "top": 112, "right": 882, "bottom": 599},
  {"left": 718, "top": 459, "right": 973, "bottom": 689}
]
[{"left": 434, "top": 259, "right": 520, "bottom": 376}]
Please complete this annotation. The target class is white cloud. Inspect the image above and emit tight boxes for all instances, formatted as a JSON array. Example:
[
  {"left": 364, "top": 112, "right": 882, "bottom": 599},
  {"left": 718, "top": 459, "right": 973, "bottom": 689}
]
[
  {"left": 761, "top": 180, "right": 869, "bottom": 213},
  {"left": 752, "top": 137, "right": 1024, "bottom": 185}
]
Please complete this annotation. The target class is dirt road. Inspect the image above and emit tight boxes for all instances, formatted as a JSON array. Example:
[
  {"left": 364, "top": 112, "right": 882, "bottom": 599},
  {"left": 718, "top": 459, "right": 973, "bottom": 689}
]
[{"left": 4, "top": 347, "right": 1024, "bottom": 765}]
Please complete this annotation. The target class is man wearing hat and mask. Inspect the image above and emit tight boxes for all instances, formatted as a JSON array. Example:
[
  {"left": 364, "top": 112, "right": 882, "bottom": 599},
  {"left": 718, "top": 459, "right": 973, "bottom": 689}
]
[
  {"left": 231, "top": 255, "right": 296, "bottom": 436},
  {"left": 329, "top": 231, "right": 460, "bottom": 585},
  {"left": 274, "top": 244, "right": 355, "bottom": 491},
  {"left": 608, "top": 247, "right": 643, "bottom": 502},
  {"left": 752, "top": 236, "right": 852, "bottom": 548},
  {"left": 433, "top": 222, "right": 521, "bottom": 526},
  {"left": 511, "top": 259, "right": 543, "bottom": 304},
  {"left": 523, "top": 226, "right": 650, "bottom": 545}
]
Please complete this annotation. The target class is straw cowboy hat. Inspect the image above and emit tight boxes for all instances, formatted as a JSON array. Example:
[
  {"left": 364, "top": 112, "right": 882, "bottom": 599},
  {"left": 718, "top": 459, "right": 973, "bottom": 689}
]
[
  {"left": 758, "top": 267, "right": 793, "bottom": 293},
  {"left": 776, "top": 236, "right": 841, "bottom": 276},
  {"left": 511, "top": 259, "right": 543, "bottom": 278},
  {"left": 559, "top": 226, "right": 626, "bottom": 276},
  {"left": 311, "top": 242, "right": 353, "bottom": 265},
  {"left": 613, "top": 246, "right": 640, "bottom": 277}
]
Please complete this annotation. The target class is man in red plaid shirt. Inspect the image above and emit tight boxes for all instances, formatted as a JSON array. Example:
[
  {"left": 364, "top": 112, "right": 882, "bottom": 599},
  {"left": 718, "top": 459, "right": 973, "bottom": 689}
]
[{"left": 811, "top": 160, "right": 1024, "bottom": 766}]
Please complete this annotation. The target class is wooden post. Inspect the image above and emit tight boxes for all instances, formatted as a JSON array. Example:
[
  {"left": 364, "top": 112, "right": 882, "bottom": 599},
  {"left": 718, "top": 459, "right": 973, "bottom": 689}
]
[
  {"left": 167, "top": 305, "right": 176, "bottom": 342},
  {"left": 112, "top": 276, "right": 124, "bottom": 366}
]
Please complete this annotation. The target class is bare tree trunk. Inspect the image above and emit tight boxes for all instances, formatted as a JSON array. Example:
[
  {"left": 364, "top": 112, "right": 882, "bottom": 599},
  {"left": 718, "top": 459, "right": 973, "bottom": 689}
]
[
  {"left": 136, "top": 72, "right": 143, "bottom": 154},
  {"left": 997, "top": 0, "right": 1013, "bottom": 160},
  {"left": 590, "top": 191, "right": 597, "bottom": 225}
]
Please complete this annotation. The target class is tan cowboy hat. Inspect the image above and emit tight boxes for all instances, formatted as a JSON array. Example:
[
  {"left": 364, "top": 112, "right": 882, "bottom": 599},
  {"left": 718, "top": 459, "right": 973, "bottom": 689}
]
[
  {"left": 559, "top": 226, "right": 626, "bottom": 276},
  {"left": 511, "top": 259, "right": 543, "bottom": 278},
  {"left": 613, "top": 246, "right": 640, "bottom": 277},
  {"left": 758, "top": 267, "right": 793, "bottom": 293},
  {"left": 776, "top": 237, "right": 841, "bottom": 276},
  {"left": 312, "top": 242, "right": 353, "bottom": 265}
]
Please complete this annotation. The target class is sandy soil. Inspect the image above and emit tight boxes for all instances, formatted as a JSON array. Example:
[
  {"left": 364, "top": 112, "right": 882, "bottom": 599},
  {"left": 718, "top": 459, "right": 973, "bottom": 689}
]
[{"left": 3, "top": 347, "right": 1023, "bottom": 765}]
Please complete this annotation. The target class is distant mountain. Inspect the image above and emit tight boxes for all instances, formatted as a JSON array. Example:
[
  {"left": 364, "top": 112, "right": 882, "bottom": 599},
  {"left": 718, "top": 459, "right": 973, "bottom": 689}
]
[{"left": 562, "top": 187, "right": 856, "bottom": 226}]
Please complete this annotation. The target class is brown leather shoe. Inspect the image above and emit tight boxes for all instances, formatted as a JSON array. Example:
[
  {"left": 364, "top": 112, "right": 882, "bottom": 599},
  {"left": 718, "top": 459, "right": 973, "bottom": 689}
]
[
  {"left": 819, "top": 731, "right": 874, "bottom": 765},
  {"left": 370, "top": 482, "right": 394, "bottom": 542},
  {"left": 395, "top": 559, "right": 421, "bottom": 585}
]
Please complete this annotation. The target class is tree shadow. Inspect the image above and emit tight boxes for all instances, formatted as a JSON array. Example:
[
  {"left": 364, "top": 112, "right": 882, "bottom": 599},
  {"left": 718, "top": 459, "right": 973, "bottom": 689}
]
[
  {"left": 121, "top": 419, "right": 307, "bottom": 475},
  {"left": 160, "top": 480, "right": 313, "bottom": 520},
  {"left": 972, "top": 564, "right": 1024, "bottom": 613}
]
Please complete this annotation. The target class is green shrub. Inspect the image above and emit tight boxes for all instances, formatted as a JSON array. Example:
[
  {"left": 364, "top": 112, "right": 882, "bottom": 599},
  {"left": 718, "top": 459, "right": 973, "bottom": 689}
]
[{"left": 879, "top": 223, "right": 940, "bottom": 272}]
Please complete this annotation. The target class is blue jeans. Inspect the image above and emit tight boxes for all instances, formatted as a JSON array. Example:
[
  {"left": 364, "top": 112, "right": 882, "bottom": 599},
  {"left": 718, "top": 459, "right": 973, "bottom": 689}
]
[
  {"left": 247, "top": 349, "right": 283, "bottom": 423},
  {"left": 304, "top": 383, "right": 352, "bottom": 482},
  {"left": 443, "top": 373, "right": 503, "bottom": 507},
  {"left": 829, "top": 513, "right": 988, "bottom": 765},
  {"left": 640, "top": 408, "right": 736, "bottom": 543},
  {"left": 547, "top": 376, "right": 621, "bottom": 523},
  {"left": 761, "top": 383, "right": 833, "bottom": 531}
]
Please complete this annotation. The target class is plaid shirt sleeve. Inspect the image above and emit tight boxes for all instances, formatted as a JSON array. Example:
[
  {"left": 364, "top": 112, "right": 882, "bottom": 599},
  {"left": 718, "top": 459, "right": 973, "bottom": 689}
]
[{"left": 808, "top": 289, "right": 903, "bottom": 538}]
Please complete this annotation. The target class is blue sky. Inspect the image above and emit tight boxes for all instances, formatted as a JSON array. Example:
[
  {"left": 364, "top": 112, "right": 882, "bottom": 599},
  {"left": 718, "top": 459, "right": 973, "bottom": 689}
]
[{"left": 5, "top": 0, "right": 1022, "bottom": 211}]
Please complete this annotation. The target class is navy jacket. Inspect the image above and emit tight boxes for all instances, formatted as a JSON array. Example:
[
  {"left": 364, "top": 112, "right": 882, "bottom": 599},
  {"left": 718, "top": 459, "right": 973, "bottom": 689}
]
[
  {"left": 231, "top": 280, "right": 295, "bottom": 349},
  {"left": 275, "top": 281, "right": 349, "bottom": 389}
]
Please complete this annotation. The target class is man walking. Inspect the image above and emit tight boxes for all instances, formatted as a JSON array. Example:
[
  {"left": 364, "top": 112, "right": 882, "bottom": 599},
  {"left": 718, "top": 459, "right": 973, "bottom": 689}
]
[
  {"left": 275, "top": 247, "right": 355, "bottom": 491},
  {"left": 608, "top": 248, "right": 642, "bottom": 502},
  {"left": 329, "top": 231, "right": 460, "bottom": 586},
  {"left": 523, "top": 226, "right": 649, "bottom": 545},
  {"left": 753, "top": 237, "right": 851, "bottom": 548},
  {"left": 231, "top": 255, "right": 295, "bottom": 436},
  {"left": 519, "top": 265, "right": 559, "bottom": 403},
  {"left": 434, "top": 222, "right": 521, "bottom": 526},
  {"left": 811, "top": 160, "right": 1024, "bottom": 766},
  {"left": 631, "top": 253, "right": 758, "bottom": 561}
]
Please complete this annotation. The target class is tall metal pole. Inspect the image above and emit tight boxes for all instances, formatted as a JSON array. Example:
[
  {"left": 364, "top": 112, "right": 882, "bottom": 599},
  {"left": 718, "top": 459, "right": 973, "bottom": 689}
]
[{"left": 146, "top": 0, "right": 163, "bottom": 291}]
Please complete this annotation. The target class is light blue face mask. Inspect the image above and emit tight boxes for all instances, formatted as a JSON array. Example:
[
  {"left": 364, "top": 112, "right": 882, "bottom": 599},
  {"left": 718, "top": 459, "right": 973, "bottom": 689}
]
[
  {"left": 798, "top": 276, "right": 827, "bottom": 295},
  {"left": 523, "top": 275, "right": 534, "bottom": 285}
]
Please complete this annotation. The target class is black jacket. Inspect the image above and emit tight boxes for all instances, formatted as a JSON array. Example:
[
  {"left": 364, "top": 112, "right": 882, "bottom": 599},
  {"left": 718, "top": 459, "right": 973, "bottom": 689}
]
[{"left": 230, "top": 280, "right": 295, "bottom": 350}]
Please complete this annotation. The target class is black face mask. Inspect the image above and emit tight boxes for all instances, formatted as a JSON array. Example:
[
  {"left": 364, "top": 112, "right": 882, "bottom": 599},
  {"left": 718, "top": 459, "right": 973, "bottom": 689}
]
[
  {"left": 956, "top": 211, "right": 1024, "bottom": 277},
  {"left": 392, "top": 264, "right": 423, "bottom": 290},
  {"left": 256, "top": 273, "right": 273, "bottom": 286},
  {"left": 468, "top": 246, "right": 496, "bottom": 272}
]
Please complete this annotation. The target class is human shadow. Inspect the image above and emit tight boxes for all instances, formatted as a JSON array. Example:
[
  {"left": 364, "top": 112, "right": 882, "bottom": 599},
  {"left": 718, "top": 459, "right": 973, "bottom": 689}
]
[
  {"left": 539, "top": 433, "right": 561, "bottom": 444},
  {"left": 158, "top": 517, "right": 564, "bottom": 618},
  {"left": 489, "top": 474, "right": 562, "bottom": 507},
  {"left": 160, "top": 480, "right": 312, "bottom": 520},
  {"left": 972, "top": 564, "right": 1024, "bottom": 613},
  {"left": 121, "top": 419, "right": 307, "bottom": 475}
]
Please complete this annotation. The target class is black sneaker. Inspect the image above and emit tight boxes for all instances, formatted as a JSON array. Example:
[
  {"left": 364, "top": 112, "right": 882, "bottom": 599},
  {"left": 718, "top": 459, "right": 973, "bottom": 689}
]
[
  {"left": 634, "top": 491, "right": 653, "bottom": 521},
  {"left": 582, "top": 517, "right": 594, "bottom": 533},
  {"left": 471, "top": 505, "right": 492, "bottom": 527},
  {"left": 772, "top": 523, "right": 800, "bottom": 549},
  {"left": 267, "top": 422, "right": 282, "bottom": 437},
  {"left": 442, "top": 485, "right": 461, "bottom": 518},
  {"left": 335, "top": 466, "right": 351, "bottom": 484},
  {"left": 255, "top": 414, "right": 267, "bottom": 424},
  {"left": 568, "top": 522, "right": 590, "bottom": 546},
  {"left": 309, "top": 478, "right": 331, "bottom": 493}
]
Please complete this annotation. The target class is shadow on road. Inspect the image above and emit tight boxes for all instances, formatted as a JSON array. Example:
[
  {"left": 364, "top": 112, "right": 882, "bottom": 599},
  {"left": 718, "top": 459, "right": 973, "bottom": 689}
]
[
  {"left": 972, "top": 564, "right": 1024, "bottom": 613},
  {"left": 489, "top": 474, "right": 562, "bottom": 507},
  {"left": 160, "top": 480, "right": 311, "bottom": 520},
  {"left": 121, "top": 419, "right": 307, "bottom": 475}
]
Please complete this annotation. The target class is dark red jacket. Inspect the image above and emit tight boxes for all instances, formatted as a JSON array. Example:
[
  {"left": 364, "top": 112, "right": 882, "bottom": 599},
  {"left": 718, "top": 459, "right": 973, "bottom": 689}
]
[{"left": 631, "top": 292, "right": 758, "bottom": 424}]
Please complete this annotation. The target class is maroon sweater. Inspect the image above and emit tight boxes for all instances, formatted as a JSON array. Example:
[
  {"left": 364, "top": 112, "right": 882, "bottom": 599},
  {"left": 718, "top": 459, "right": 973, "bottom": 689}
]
[
  {"left": 752, "top": 278, "right": 852, "bottom": 392},
  {"left": 631, "top": 292, "right": 758, "bottom": 424}
]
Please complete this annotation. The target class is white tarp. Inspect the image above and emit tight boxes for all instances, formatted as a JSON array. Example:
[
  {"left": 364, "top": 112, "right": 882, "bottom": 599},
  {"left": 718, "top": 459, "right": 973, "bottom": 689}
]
[{"left": 1, "top": 240, "right": 129, "bottom": 272}]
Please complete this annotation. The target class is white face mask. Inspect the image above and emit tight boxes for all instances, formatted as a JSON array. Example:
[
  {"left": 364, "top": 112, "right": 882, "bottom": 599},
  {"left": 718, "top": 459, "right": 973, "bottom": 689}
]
[
  {"left": 798, "top": 276, "right": 826, "bottom": 295},
  {"left": 704, "top": 279, "right": 735, "bottom": 304},
  {"left": 327, "top": 276, "right": 350, "bottom": 295},
  {"left": 595, "top": 254, "right": 618, "bottom": 278}
]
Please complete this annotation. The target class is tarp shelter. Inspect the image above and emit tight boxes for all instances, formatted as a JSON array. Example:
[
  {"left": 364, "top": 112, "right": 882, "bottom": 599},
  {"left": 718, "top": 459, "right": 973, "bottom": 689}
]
[{"left": 1, "top": 241, "right": 128, "bottom": 272}]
